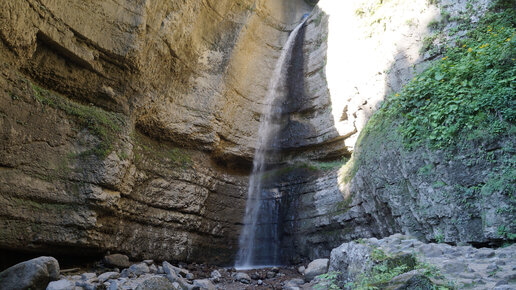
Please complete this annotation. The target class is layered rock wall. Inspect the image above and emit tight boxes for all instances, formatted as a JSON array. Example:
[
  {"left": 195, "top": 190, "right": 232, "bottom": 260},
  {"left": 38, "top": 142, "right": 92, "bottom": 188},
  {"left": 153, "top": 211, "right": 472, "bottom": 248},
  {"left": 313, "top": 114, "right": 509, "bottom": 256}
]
[{"left": 0, "top": 0, "right": 345, "bottom": 264}]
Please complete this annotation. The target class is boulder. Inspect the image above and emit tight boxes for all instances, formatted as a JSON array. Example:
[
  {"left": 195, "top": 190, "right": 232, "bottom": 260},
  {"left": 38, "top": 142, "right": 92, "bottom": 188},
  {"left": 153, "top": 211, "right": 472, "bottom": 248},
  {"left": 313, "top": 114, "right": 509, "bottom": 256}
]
[
  {"left": 46, "top": 279, "right": 75, "bottom": 290},
  {"left": 149, "top": 264, "right": 158, "bottom": 274},
  {"left": 163, "top": 261, "right": 179, "bottom": 282},
  {"left": 328, "top": 241, "right": 373, "bottom": 281},
  {"left": 128, "top": 263, "right": 150, "bottom": 276},
  {"left": 162, "top": 261, "right": 189, "bottom": 278},
  {"left": 108, "top": 280, "right": 119, "bottom": 290},
  {"left": 234, "top": 272, "right": 251, "bottom": 284},
  {"left": 81, "top": 273, "right": 97, "bottom": 280},
  {"left": 98, "top": 271, "right": 120, "bottom": 283},
  {"left": 104, "top": 254, "right": 131, "bottom": 268},
  {"left": 304, "top": 259, "right": 329, "bottom": 282},
  {"left": 210, "top": 270, "right": 221, "bottom": 283},
  {"left": 126, "top": 275, "right": 177, "bottom": 290},
  {"left": 0, "top": 256, "right": 60, "bottom": 290},
  {"left": 387, "top": 270, "right": 436, "bottom": 290},
  {"left": 75, "top": 280, "right": 97, "bottom": 290},
  {"left": 193, "top": 279, "right": 216, "bottom": 290},
  {"left": 284, "top": 278, "right": 305, "bottom": 288}
]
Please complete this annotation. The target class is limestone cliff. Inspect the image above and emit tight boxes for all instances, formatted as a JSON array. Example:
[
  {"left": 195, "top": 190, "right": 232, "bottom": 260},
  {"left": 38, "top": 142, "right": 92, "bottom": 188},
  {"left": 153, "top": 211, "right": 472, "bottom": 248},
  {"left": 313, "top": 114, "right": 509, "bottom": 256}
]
[{"left": 0, "top": 0, "right": 345, "bottom": 264}]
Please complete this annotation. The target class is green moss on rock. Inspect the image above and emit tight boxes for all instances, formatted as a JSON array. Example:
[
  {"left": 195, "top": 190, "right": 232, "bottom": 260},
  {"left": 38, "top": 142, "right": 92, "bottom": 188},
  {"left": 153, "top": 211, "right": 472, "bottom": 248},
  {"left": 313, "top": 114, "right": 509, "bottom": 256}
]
[{"left": 31, "top": 82, "right": 125, "bottom": 159}]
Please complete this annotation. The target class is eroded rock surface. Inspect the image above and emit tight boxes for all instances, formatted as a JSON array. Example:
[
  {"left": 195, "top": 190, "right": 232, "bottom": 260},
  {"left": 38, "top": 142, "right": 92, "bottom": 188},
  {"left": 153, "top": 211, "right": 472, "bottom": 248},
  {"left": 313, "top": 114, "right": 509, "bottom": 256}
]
[{"left": 329, "top": 234, "right": 516, "bottom": 289}]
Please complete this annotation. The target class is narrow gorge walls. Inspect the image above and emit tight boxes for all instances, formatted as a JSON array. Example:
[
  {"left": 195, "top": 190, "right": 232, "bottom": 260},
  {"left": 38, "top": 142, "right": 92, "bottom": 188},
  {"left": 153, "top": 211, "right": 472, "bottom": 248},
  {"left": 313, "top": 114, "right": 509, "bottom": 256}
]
[{"left": 0, "top": 0, "right": 513, "bottom": 268}]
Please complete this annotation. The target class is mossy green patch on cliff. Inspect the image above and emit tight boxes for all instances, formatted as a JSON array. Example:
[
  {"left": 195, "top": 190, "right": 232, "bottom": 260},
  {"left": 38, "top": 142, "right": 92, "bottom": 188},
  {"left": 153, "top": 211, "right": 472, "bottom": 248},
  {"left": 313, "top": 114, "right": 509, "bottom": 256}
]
[
  {"left": 348, "top": 2, "right": 515, "bottom": 177},
  {"left": 11, "top": 197, "right": 75, "bottom": 212},
  {"left": 260, "top": 158, "right": 348, "bottom": 183},
  {"left": 339, "top": 106, "right": 399, "bottom": 185},
  {"left": 382, "top": 7, "right": 515, "bottom": 151},
  {"left": 330, "top": 197, "right": 353, "bottom": 217},
  {"left": 131, "top": 131, "right": 192, "bottom": 169},
  {"left": 345, "top": 2, "right": 516, "bottom": 244},
  {"left": 31, "top": 82, "right": 125, "bottom": 158}
]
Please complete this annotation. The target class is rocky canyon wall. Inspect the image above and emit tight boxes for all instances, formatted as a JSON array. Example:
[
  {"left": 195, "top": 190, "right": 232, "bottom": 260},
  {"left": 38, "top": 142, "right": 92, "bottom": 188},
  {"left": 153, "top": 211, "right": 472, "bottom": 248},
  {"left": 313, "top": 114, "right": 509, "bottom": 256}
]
[
  {"left": 0, "top": 0, "right": 512, "bottom": 267},
  {"left": 0, "top": 0, "right": 347, "bottom": 265},
  {"left": 279, "top": 0, "right": 514, "bottom": 263}
]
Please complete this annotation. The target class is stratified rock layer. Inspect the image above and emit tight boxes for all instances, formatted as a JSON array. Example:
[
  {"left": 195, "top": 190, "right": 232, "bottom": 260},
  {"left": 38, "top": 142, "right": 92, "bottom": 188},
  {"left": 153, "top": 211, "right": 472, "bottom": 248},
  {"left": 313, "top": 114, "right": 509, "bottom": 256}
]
[{"left": 0, "top": 0, "right": 347, "bottom": 264}]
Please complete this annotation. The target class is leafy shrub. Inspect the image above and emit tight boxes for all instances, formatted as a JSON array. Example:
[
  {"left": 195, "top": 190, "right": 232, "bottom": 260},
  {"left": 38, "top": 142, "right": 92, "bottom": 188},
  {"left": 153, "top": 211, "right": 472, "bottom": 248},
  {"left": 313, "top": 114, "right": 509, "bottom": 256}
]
[
  {"left": 376, "top": 8, "right": 515, "bottom": 150},
  {"left": 315, "top": 271, "right": 341, "bottom": 290}
]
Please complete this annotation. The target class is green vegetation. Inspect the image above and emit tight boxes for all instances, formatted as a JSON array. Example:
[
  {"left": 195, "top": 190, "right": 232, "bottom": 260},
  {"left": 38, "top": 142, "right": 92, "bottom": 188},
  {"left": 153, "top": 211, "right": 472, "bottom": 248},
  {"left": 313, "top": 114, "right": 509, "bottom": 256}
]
[
  {"left": 306, "top": 158, "right": 349, "bottom": 171},
  {"left": 420, "top": 34, "right": 439, "bottom": 54},
  {"left": 313, "top": 12, "right": 324, "bottom": 27},
  {"left": 31, "top": 82, "right": 125, "bottom": 158},
  {"left": 377, "top": 8, "right": 515, "bottom": 150},
  {"left": 346, "top": 2, "right": 516, "bottom": 241},
  {"left": 12, "top": 197, "right": 74, "bottom": 212},
  {"left": 434, "top": 229, "right": 445, "bottom": 243},
  {"left": 261, "top": 157, "right": 348, "bottom": 182},
  {"left": 426, "top": 0, "right": 440, "bottom": 6},
  {"left": 498, "top": 225, "right": 516, "bottom": 240},
  {"left": 315, "top": 271, "right": 341, "bottom": 290},
  {"left": 354, "top": 0, "right": 389, "bottom": 18},
  {"left": 418, "top": 163, "right": 435, "bottom": 175},
  {"left": 346, "top": 247, "right": 452, "bottom": 290},
  {"left": 131, "top": 132, "right": 192, "bottom": 169}
]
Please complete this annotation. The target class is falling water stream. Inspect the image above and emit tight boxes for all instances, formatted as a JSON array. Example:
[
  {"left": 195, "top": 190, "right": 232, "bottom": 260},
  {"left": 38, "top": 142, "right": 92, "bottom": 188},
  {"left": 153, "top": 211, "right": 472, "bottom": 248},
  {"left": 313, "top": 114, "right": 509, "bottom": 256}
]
[{"left": 235, "top": 15, "right": 309, "bottom": 270}]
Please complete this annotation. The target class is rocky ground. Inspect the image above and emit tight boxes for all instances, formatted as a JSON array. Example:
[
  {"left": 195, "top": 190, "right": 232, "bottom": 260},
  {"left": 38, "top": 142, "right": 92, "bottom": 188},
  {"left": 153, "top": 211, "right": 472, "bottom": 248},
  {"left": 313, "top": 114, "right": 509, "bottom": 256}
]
[
  {"left": 0, "top": 253, "right": 310, "bottom": 290},
  {"left": 328, "top": 234, "right": 516, "bottom": 290},
  {"left": 1, "top": 234, "right": 515, "bottom": 289}
]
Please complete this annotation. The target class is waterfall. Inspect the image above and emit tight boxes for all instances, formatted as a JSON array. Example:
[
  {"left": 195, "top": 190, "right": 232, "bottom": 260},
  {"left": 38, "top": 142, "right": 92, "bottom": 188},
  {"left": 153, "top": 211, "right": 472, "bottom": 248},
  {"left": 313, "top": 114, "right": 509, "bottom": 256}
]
[{"left": 235, "top": 16, "right": 308, "bottom": 269}]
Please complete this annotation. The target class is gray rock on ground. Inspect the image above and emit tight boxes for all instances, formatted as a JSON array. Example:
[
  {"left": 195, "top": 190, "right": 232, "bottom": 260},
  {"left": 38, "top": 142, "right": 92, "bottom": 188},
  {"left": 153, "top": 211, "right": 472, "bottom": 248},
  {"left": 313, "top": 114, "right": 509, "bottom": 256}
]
[
  {"left": 128, "top": 263, "right": 150, "bottom": 276},
  {"left": 149, "top": 264, "right": 158, "bottom": 273},
  {"left": 104, "top": 254, "right": 131, "bottom": 268},
  {"left": 0, "top": 256, "right": 60, "bottom": 290},
  {"left": 120, "top": 274, "right": 177, "bottom": 290},
  {"left": 163, "top": 261, "right": 179, "bottom": 282},
  {"left": 163, "top": 261, "right": 190, "bottom": 278},
  {"left": 98, "top": 271, "right": 120, "bottom": 283},
  {"left": 46, "top": 279, "right": 75, "bottom": 290},
  {"left": 210, "top": 270, "right": 221, "bottom": 283},
  {"left": 328, "top": 241, "right": 373, "bottom": 282},
  {"left": 193, "top": 279, "right": 216, "bottom": 290},
  {"left": 81, "top": 272, "right": 96, "bottom": 280},
  {"left": 303, "top": 258, "right": 329, "bottom": 282},
  {"left": 284, "top": 278, "right": 305, "bottom": 289},
  {"left": 234, "top": 272, "right": 251, "bottom": 284}
]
